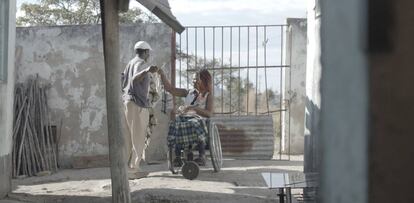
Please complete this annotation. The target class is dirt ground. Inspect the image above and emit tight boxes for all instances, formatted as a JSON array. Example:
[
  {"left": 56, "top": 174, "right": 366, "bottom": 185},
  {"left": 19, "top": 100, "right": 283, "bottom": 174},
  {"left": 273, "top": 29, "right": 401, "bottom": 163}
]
[{"left": 4, "top": 156, "right": 303, "bottom": 203}]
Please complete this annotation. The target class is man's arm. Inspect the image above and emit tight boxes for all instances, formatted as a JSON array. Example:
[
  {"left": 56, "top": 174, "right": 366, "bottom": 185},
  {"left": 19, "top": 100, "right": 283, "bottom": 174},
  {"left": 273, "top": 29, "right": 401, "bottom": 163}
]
[
  {"left": 132, "top": 66, "right": 158, "bottom": 82},
  {"left": 158, "top": 68, "right": 188, "bottom": 97}
]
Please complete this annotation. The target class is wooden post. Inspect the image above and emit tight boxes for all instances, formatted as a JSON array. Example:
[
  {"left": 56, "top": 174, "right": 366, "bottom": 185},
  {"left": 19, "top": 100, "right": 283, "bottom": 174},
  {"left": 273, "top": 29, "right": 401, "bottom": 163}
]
[{"left": 99, "top": 0, "right": 131, "bottom": 202}]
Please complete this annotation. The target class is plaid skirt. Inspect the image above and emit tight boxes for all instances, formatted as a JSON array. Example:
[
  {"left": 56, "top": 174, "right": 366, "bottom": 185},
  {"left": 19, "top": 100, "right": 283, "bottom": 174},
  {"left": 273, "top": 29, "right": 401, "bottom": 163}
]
[{"left": 167, "top": 115, "right": 207, "bottom": 149}]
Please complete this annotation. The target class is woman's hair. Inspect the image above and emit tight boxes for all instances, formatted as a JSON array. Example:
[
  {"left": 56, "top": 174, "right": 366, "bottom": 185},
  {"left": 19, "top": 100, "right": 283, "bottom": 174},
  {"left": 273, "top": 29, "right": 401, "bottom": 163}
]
[{"left": 198, "top": 69, "right": 212, "bottom": 93}]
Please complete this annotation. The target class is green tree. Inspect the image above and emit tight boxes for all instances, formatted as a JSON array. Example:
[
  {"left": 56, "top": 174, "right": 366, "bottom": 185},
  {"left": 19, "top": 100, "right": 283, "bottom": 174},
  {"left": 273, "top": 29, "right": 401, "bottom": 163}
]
[
  {"left": 175, "top": 48, "right": 280, "bottom": 115},
  {"left": 17, "top": 0, "right": 158, "bottom": 26}
]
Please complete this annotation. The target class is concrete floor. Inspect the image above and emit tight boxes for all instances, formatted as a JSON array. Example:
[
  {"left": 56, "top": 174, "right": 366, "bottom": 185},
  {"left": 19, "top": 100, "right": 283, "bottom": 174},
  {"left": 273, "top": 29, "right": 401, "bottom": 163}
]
[{"left": 3, "top": 157, "right": 303, "bottom": 203}]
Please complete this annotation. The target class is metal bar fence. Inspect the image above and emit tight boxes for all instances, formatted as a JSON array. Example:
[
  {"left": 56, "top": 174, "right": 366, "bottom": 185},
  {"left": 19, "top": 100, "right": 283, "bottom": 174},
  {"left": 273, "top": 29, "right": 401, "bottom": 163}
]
[
  {"left": 279, "top": 26, "right": 284, "bottom": 160},
  {"left": 175, "top": 25, "right": 291, "bottom": 160},
  {"left": 229, "top": 27, "right": 233, "bottom": 115}
]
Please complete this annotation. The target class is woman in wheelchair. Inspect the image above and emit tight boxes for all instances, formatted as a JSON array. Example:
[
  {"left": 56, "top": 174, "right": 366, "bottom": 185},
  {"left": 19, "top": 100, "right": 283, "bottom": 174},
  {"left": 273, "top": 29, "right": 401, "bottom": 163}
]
[{"left": 158, "top": 68, "right": 213, "bottom": 166}]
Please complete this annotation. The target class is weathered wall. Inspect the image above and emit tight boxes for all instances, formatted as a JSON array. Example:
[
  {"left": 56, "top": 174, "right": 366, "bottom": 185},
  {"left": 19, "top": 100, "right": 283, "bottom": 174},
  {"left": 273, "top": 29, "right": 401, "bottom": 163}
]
[
  {"left": 15, "top": 23, "right": 172, "bottom": 168},
  {"left": 0, "top": 0, "right": 16, "bottom": 198},
  {"left": 283, "top": 18, "right": 307, "bottom": 154},
  {"left": 320, "top": 0, "right": 368, "bottom": 202},
  {"left": 369, "top": 1, "right": 414, "bottom": 202},
  {"left": 304, "top": 0, "right": 322, "bottom": 174}
]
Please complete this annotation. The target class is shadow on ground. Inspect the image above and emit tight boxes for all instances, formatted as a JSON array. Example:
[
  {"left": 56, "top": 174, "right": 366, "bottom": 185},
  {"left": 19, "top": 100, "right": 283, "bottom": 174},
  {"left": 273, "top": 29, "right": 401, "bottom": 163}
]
[
  {"left": 9, "top": 159, "right": 303, "bottom": 203},
  {"left": 9, "top": 188, "right": 278, "bottom": 203}
]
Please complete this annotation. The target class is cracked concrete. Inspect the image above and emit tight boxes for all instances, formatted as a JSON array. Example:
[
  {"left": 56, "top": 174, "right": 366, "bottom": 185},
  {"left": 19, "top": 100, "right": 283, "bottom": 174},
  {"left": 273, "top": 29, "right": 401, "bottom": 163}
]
[{"left": 4, "top": 157, "right": 303, "bottom": 203}]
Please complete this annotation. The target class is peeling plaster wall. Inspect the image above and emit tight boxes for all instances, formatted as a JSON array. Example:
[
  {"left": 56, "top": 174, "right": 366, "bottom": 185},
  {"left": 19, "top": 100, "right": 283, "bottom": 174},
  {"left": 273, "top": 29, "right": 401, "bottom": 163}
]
[
  {"left": 0, "top": 0, "right": 16, "bottom": 198},
  {"left": 320, "top": 0, "right": 368, "bottom": 202},
  {"left": 283, "top": 18, "right": 307, "bottom": 154},
  {"left": 15, "top": 24, "right": 172, "bottom": 168},
  {"left": 304, "top": 0, "right": 322, "bottom": 174}
]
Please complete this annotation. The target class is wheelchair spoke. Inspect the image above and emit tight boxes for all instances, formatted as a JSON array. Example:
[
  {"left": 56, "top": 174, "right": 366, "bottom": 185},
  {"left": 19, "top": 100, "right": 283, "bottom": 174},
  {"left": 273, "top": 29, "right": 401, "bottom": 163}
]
[{"left": 209, "top": 123, "right": 223, "bottom": 172}]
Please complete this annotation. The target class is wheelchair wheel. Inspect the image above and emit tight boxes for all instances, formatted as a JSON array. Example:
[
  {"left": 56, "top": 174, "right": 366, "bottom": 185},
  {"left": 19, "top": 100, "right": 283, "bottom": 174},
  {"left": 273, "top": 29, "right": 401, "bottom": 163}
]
[
  {"left": 209, "top": 123, "right": 223, "bottom": 172},
  {"left": 167, "top": 147, "right": 180, "bottom": 174},
  {"left": 182, "top": 161, "right": 199, "bottom": 180}
]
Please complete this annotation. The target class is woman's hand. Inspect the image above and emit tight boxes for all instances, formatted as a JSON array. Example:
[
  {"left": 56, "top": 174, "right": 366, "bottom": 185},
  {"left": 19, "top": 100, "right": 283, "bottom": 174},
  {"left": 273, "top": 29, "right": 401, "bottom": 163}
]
[
  {"left": 177, "top": 105, "right": 187, "bottom": 114},
  {"left": 184, "top": 106, "right": 194, "bottom": 113},
  {"left": 177, "top": 105, "right": 195, "bottom": 114}
]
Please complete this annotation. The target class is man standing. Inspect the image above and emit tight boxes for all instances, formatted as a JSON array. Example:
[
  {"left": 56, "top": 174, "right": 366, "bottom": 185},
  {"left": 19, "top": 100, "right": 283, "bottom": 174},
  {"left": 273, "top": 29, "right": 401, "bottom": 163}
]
[{"left": 121, "top": 41, "right": 158, "bottom": 179}]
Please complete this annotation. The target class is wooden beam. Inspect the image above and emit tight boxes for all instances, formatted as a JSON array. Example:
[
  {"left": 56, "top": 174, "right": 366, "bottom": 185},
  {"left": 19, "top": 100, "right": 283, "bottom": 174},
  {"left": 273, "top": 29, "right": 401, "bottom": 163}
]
[
  {"left": 118, "top": 0, "right": 130, "bottom": 12},
  {"left": 135, "top": 0, "right": 185, "bottom": 33},
  {"left": 99, "top": 0, "right": 131, "bottom": 202}
]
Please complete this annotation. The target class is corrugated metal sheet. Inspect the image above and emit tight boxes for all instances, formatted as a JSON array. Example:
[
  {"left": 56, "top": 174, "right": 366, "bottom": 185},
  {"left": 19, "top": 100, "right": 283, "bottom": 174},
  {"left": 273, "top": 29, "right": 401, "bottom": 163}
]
[{"left": 211, "top": 116, "right": 275, "bottom": 159}]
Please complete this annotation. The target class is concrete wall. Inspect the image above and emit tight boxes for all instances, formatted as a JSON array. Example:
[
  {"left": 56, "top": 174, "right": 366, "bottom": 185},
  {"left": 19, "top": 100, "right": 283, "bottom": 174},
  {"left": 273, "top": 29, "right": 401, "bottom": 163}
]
[
  {"left": 283, "top": 18, "right": 307, "bottom": 154},
  {"left": 304, "top": 0, "right": 322, "bottom": 173},
  {"left": 369, "top": 1, "right": 414, "bottom": 202},
  {"left": 320, "top": 0, "right": 368, "bottom": 202},
  {"left": 304, "top": 1, "right": 414, "bottom": 202},
  {"left": 0, "top": 0, "right": 16, "bottom": 198},
  {"left": 15, "top": 23, "right": 172, "bottom": 168}
]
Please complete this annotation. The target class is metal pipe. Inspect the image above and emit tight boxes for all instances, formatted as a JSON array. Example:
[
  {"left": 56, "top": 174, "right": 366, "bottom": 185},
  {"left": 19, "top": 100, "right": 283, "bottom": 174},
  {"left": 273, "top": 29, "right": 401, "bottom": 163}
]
[
  {"left": 255, "top": 26, "right": 258, "bottom": 116},
  {"left": 171, "top": 31, "right": 177, "bottom": 118},
  {"left": 221, "top": 26, "right": 224, "bottom": 113},
  {"left": 246, "top": 27, "right": 250, "bottom": 115},
  {"left": 179, "top": 34, "right": 182, "bottom": 88},
  {"left": 214, "top": 108, "right": 287, "bottom": 115},
  {"left": 204, "top": 27, "right": 206, "bottom": 69},
  {"left": 186, "top": 65, "right": 289, "bottom": 72},
  {"left": 213, "top": 27, "right": 215, "bottom": 96},
  {"left": 288, "top": 25, "right": 293, "bottom": 161},
  {"left": 195, "top": 27, "right": 198, "bottom": 70},
  {"left": 229, "top": 27, "right": 233, "bottom": 115},
  {"left": 186, "top": 29, "right": 189, "bottom": 89},
  {"left": 238, "top": 26, "right": 241, "bottom": 116},
  {"left": 185, "top": 24, "right": 287, "bottom": 28},
  {"left": 279, "top": 26, "right": 284, "bottom": 160},
  {"left": 264, "top": 26, "right": 270, "bottom": 115}
]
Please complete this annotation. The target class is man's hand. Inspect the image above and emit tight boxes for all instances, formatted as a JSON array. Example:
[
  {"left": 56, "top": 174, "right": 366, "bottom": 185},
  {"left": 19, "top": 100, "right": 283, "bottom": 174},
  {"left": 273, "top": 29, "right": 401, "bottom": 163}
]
[
  {"left": 157, "top": 68, "right": 164, "bottom": 75},
  {"left": 149, "top": 66, "right": 158, "bottom": 73}
]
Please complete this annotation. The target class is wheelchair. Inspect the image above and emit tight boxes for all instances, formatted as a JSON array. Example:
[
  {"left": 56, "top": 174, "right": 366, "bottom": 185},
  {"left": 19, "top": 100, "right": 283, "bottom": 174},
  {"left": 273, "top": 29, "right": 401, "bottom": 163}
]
[{"left": 167, "top": 119, "right": 223, "bottom": 180}]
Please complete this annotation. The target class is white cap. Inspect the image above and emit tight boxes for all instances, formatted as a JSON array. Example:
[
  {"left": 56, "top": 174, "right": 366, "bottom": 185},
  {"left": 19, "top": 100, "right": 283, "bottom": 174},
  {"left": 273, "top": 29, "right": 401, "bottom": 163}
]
[{"left": 134, "top": 41, "right": 152, "bottom": 50}]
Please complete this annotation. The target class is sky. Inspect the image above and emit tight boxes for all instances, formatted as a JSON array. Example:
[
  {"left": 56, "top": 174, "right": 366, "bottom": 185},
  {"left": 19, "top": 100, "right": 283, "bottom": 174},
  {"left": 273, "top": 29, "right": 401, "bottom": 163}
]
[
  {"left": 17, "top": 0, "right": 307, "bottom": 26},
  {"left": 133, "top": 0, "right": 307, "bottom": 26},
  {"left": 16, "top": 0, "right": 307, "bottom": 92}
]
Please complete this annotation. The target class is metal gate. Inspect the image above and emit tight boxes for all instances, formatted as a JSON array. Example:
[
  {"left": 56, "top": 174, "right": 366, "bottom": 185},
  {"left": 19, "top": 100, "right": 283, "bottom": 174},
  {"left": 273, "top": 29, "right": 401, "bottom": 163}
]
[{"left": 173, "top": 25, "right": 292, "bottom": 160}]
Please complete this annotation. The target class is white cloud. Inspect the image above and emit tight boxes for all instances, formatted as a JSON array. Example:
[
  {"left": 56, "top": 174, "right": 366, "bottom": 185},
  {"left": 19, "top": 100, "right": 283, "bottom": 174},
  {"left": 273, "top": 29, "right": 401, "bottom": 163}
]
[
  {"left": 17, "top": 0, "right": 307, "bottom": 26},
  {"left": 130, "top": 0, "right": 306, "bottom": 26},
  {"left": 168, "top": 0, "right": 306, "bottom": 14}
]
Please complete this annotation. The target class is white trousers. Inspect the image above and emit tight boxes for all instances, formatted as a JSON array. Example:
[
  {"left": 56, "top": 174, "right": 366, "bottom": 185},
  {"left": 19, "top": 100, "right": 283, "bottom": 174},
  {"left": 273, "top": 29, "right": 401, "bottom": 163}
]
[{"left": 124, "top": 101, "right": 149, "bottom": 170}]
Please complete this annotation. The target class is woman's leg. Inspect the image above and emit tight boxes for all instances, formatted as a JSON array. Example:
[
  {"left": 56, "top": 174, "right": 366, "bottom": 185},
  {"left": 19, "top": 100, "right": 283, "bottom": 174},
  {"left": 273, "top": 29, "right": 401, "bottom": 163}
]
[
  {"left": 198, "top": 141, "right": 206, "bottom": 158},
  {"left": 195, "top": 141, "right": 206, "bottom": 166},
  {"left": 173, "top": 144, "right": 184, "bottom": 167},
  {"left": 175, "top": 144, "right": 183, "bottom": 157}
]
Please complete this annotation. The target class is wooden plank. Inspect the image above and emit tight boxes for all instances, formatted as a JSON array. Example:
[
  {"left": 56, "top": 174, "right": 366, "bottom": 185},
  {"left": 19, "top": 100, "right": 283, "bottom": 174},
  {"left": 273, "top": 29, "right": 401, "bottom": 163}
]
[
  {"left": 100, "top": 0, "right": 131, "bottom": 202},
  {"left": 117, "top": 0, "right": 130, "bottom": 12}
]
